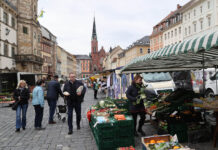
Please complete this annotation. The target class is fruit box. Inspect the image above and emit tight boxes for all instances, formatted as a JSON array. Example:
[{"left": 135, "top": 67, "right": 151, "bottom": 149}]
[{"left": 142, "top": 134, "right": 183, "bottom": 150}]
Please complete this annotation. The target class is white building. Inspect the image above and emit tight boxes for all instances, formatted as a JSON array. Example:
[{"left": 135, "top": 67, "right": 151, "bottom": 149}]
[
  {"left": 182, "top": 0, "right": 218, "bottom": 40},
  {"left": 0, "top": 0, "right": 17, "bottom": 72}
]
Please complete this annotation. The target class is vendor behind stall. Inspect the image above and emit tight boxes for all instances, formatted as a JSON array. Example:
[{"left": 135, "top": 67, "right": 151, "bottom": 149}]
[{"left": 126, "top": 74, "right": 146, "bottom": 136}]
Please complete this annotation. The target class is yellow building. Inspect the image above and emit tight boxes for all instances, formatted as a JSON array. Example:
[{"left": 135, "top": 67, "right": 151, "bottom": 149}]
[
  {"left": 125, "top": 36, "right": 150, "bottom": 64},
  {"left": 102, "top": 46, "right": 123, "bottom": 71}
]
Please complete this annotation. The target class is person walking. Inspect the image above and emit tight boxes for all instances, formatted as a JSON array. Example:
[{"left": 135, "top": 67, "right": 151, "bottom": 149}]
[
  {"left": 63, "top": 73, "right": 86, "bottom": 135},
  {"left": 93, "top": 79, "right": 99, "bottom": 99},
  {"left": 46, "top": 75, "right": 63, "bottom": 124},
  {"left": 13, "top": 80, "right": 30, "bottom": 132},
  {"left": 32, "top": 79, "right": 45, "bottom": 130},
  {"left": 126, "top": 75, "right": 146, "bottom": 136}
]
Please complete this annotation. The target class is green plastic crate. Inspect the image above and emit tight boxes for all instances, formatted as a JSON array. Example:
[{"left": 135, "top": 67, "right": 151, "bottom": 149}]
[
  {"left": 114, "top": 99, "right": 129, "bottom": 110},
  {"left": 116, "top": 136, "right": 135, "bottom": 147},
  {"left": 168, "top": 123, "right": 188, "bottom": 142}
]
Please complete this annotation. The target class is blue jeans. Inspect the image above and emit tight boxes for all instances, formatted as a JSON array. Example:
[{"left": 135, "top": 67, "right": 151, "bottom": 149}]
[
  {"left": 47, "top": 99, "right": 57, "bottom": 122},
  {"left": 34, "top": 105, "right": 44, "bottom": 128},
  {"left": 68, "top": 102, "right": 81, "bottom": 131},
  {"left": 16, "top": 104, "right": 28, "bottom": 129}
]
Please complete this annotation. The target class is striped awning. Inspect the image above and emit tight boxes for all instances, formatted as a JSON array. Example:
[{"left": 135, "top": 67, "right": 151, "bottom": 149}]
[{"left": 122, "top": 31, "right": 218, "bottom": 73}]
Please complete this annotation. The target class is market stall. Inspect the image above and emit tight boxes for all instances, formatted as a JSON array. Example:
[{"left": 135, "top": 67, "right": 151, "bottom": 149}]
[
  {"left": 87, "top": 98, "right": 135, "bottom": 150},
  {"left": 120, "top": 31, "right": 218, "bottom": 148}
]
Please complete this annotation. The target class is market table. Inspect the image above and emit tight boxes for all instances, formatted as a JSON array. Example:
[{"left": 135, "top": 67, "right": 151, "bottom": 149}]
[{"left": 193, "top": 102, "right": 218, "bottom": 147}]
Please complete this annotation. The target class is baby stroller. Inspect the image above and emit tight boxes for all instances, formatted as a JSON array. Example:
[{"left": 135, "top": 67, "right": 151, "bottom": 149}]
[{"left": 56, "top": 97, "right": 67, "bottom": 123}]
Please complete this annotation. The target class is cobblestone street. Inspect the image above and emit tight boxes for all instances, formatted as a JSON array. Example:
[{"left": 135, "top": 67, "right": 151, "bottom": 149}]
[
  {"left": 0, "top": 89, "right": 99, "bottom": 150},
  {"left": 1, "top": 89, "right": 218, "bottom": 150}
]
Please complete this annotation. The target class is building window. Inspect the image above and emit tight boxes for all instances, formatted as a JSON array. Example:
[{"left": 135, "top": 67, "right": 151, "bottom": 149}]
[
  {"left": 175, "top": 28, "right": 177, "bottom": 36},
  {"left": 4, "top": 44, "right": 8, "bottom": 57},
  {"left": 38, "top": 35, "right": 41, "bottom": 42},
  {"left": 208, "top": 1, "right": 210, "bottom": 9},
  {"left": 148, "top": 49, "right": 150, "bottom": 54},
  {"left": 194, "top": 9, "right": 196, "bottom": 16},
  {"left": 140, "top": 48, "right": 143, "bottom": 54},
  {"left": 23, "top": 26, "right": 28, "bottom": 34},
  {"left": 3, "top": 12, "right": 8, "bottom": 24},
  {"left": 188, "top": 13, "right": 190, "bottom": 19},
  {"left": 168, "top": 32, "right": 170, "bottom": 39},
  {"left": 185, "top": 27, "right": 187, "bottom": 36},
  {"left": 188, "top": 26, "right": 191, "bottom": 34},
  {"left": 200, "top": 6, "right": 203, "bottom": 13},
  {"left": 208, "top": 17, "right": 211, "bottom": 27},
  {"left": 200, "top": 20, "right": 203, "bottom": 30},
  {"left": 184, "top": 15, "right": 187, "bottom": 21},
  {"left": 179, "top": 27, "right": 181, "bottom": 34},
  {"left": 193, "top": 23, "right": 197, "bottom": 32},
  {"left": 171, "top": 31, "right": 173, "bottom": 38},
  {"left": 11, "top": 47, "right": 15, "bottom": 58},
  {"left": 11, "top": 17, "right": 15, "bottom": 28},
  {"left": 165, "top": 34, "right": 167, "bottom": 40},
  {"left": 34, "top": 32, "right": 36, "bottom": 39}
]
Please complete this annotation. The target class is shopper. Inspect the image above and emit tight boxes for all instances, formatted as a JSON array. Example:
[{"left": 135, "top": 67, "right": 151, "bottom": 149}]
[
  {"left": 13, "top": 80, "right": 30, "bottom": 132},
  {"left": 32, "top": 79, "right": 45, "bottom": 130},
  {"left": 63, "top": 73, "right": 86, "bottom": 135},
  {"left": 126, "top": 75, "right": 146, "bottom": 136},
  {"left": 46, "top": 75, "right": 63, "bottom": 124},
  {"left": 93, "top": 79, "right": 99, "bottom": 99}
]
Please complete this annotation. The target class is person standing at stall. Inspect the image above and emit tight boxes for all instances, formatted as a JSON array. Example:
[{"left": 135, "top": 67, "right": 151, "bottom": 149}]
[
  {"left": 13, "top": 80, "right": 30, "bottom": 132},
  {"left": 126, "top": 75, "right": 146, "bottom": 136},
  {"left": 93, "top": 79, "right": 99, "bottom": 99},
  {"left": 46, "top": 75, "right": 63, "bottom": 124},
  {"left": 63, "top": 73, "right": 86, "bottom": 135},
  {"left": 32, "top": 79, "right": 46, "bottom": 130}
]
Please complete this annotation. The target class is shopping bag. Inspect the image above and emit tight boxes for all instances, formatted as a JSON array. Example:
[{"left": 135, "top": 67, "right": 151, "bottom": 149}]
[{"left": 12, "top": 100, "right": 20, "bottom": 111}]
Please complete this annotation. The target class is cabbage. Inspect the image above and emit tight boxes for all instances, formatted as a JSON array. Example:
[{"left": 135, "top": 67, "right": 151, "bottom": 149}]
[{"left": 99, "top": 100, "right": 105, "bottom": 108}]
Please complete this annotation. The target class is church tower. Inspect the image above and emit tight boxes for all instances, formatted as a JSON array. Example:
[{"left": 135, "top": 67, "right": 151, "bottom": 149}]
[{"left": 91, "top": 17, "right": 99, "bottom": 73}]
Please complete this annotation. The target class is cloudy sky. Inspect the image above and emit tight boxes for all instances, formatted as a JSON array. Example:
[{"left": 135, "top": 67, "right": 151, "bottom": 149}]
[{"left": 38, "top": 0, "right": 190, "bottom": 55}]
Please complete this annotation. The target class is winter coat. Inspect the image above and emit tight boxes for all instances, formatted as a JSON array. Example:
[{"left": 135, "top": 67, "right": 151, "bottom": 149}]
[
  {"left": 63, "top": 80, "right": 86, "bottom": 106},
  {"left": 13, "top": 88, "right": 30, "bottom": 105},
  {"left": 32, "top": 86, "right": 44, "bottom": 107},
  {"left": 126, "top": 83, "right": 145, "bottom": 113},
  {"left": 46, "top": 80, "right": 63, "bottom": 101}
]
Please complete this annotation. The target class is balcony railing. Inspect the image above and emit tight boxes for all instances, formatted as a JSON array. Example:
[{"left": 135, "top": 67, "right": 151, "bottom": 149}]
[{"left": 15, "top": 54, "right": 44, "bottom": 65}]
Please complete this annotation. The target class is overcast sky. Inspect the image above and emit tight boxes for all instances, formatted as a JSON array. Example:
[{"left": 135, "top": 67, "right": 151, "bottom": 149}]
[{"left": 38, "top": 0, "right": 190, "bottom": 55}]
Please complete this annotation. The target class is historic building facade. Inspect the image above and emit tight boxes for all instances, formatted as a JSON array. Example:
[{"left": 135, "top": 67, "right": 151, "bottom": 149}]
[
  {"left": 0, "top": 0, "right": 17, "bottom": 73},
  {"left": 41, "top": 26, "right": 57, "bottom": 78},
  {"left": 8, "top": 0, "right": 43, "bottom": 73},
  {"left": 91, "top": 18, "right": 106, "bottom": 74},
  {"left": 75, "top": 55, "right": 92, "bottom": 78}
]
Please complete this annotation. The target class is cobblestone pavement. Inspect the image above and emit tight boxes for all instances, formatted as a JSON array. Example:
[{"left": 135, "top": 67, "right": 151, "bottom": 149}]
[{"left": 0, "top": 89, "right": 218, "bottom": 150}]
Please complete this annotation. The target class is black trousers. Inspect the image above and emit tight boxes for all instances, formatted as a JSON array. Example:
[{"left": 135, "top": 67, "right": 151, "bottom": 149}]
[
  {"left": 34, "top": 105, "right": 44, "bottom": 128},
  {"left": 94, "top": 90, "right": 98, "bottom": 99},
  {"left": 131, "top": 111, "right": 146, "bottom": 132},
  {"left": 68, "top": 102, "right": 81, "bottom": 131}
]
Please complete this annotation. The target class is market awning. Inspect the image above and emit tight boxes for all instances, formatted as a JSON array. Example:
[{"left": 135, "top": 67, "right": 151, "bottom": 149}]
[{"left": 122, "top": 31, "right": 218, "bottom": 73}]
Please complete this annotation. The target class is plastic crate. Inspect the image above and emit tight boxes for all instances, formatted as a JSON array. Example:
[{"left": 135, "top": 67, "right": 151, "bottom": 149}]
[
  {"left": 114, "top": 99, "right": 129, "bottom": 110},
  {"left": 95, "top": 135, "right": 116, "bottom": 150},
  {"left": 168, "top": 123, "right": 188, "bottom": 142},
  {"left": 116, "top": 136, "right": 135, "bottom": 148}
]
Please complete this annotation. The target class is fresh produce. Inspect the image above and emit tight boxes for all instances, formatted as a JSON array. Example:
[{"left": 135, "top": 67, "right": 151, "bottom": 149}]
[
  {"left": 117, "top": 146, "right": 135, "bottom": 150},
  {"left": 114, "top": 114, "right": 126, "bottom": 121},
  {"left": 148, "top": 141, "right": 181, "bottom": 150}
]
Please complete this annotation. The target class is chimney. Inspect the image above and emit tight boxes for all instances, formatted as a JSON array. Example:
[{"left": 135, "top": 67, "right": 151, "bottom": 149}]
[{"left": 177, "top": 4, "right": 181, "bottom": 9}]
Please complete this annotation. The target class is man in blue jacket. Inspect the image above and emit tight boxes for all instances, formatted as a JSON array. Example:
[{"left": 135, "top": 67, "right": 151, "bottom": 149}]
[{"left": 46, "top": 75, "right": 63, "bottom": 124}]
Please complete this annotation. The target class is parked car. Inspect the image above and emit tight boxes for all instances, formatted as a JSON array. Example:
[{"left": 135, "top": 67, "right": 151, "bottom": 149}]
[{"left": 142, "top": 72, "right": 175, "bottom": 95}]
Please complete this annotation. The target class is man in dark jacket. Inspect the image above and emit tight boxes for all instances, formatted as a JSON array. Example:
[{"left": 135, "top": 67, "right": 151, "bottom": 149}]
[
  {"left": 63, "top": 73, "right": 86, "bottom": 135},
  {"left": 46, "top": 75, "right": 63, "bottom": 124}
]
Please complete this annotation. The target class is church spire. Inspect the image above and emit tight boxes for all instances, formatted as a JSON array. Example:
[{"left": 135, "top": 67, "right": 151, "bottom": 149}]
[{"left": 92, "top": 17, "right": 97, "bottom": 40}]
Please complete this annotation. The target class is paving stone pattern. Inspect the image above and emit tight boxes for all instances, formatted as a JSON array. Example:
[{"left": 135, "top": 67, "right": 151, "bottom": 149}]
[{"left": 0, "top": 89, "right": 218, "bottom": 150}]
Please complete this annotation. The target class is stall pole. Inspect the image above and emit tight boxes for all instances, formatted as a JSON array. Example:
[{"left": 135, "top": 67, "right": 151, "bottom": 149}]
[{"left": 202, "top": 52, "right": 205, "bottom": 97}]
